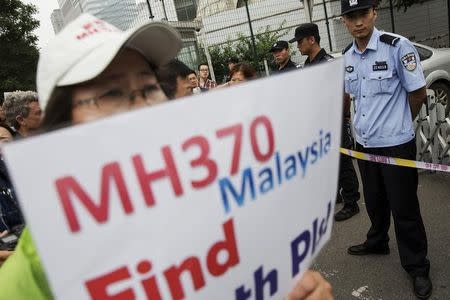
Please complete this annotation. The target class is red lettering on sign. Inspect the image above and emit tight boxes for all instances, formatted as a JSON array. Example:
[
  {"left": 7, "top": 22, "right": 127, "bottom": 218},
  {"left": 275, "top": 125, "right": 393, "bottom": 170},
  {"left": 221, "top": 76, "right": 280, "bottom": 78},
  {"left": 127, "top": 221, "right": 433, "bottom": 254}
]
[
  {"left": 132, "top": 146, "right": 183, "bottom": 207},
  {"left": 250, "top": 116, "right": 275, "bottom": 162},
  {"left": 55, "top": 162, "right": 133, "bottom": 233},
  {"left": 164, "top": 257, "right": 205, "bottom": 300},
  {"left": 85, "top": 266, "right": 135, "bottom": 300},
  {"left": 182, "top": 136, "right": 218, "bottom": 188},
  {"left": 84, "top": 219, "right": 240, "bottom": 299},
  {"left": 216, "top": 124, "right": 243, "bottom": 175},
  {"left": 137, "top": 260, "right": 162, "bottom": 300},
  {"left": 206, "top": 219, "right": 240, "bottom": 276}
]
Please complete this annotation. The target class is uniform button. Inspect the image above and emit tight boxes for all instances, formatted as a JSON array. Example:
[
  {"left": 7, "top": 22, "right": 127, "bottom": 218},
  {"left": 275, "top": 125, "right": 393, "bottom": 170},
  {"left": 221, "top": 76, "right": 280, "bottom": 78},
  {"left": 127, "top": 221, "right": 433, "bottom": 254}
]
[
  {"left": 362, "top": 56, "right": 365, "bottom": 59},
  {"left": 363, "top": 132, "right": 365, "bottom": 135},
  {"left": 363, "top": 77, "right": 366, "bottom": 79},
  {"left": 363, "top": 114, "right": 366, "bottom": 117},
  {"left": 363, "top": 95, "right": 366, "bottom": 98},
  {"left": 378, "top": 76, "right": 381, "bottom": 79}
]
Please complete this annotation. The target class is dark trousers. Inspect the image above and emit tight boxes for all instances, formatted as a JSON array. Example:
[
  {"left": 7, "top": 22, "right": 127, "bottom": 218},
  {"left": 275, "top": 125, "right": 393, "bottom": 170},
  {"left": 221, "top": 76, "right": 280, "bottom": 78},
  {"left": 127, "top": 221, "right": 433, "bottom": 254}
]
[
  {"left": 338, "top": 120, "right": 360, "bottom": 204},
  {"left": 356, "top": 139, "right": 430, "bottom": 277}
]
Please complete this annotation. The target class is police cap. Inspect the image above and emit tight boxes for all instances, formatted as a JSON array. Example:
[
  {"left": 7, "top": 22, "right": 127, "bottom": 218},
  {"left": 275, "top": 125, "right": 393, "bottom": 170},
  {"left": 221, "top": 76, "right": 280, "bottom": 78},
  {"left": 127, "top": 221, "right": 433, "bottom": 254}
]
[
  {"left": 341, "top": 0, "right": 374, "bottom": 15},
  {"left": 289, "top": 23, "right": 319, "bottom": 43},
  {"left": 269, "top": 40, "right": 289, "bottom": 52}
]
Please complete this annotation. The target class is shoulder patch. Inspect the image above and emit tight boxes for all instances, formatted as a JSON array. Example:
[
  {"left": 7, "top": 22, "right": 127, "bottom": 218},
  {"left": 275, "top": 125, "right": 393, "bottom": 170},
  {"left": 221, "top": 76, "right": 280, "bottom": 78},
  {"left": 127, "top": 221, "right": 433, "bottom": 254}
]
[
  {"left": 342, "top": 42, "right": 353, "bottom": 54},
  {"left": 401, "top": 53, "right": 417, "bottom": 71},
  {"left": 380, "top": 34, "right": 400, "bottom": 46}
]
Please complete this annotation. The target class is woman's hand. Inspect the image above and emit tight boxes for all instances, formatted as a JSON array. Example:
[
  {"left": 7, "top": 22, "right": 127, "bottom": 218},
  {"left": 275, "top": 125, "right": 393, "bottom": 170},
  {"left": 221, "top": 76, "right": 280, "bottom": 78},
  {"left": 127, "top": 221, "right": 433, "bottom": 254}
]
[{"left": 285, "top": 270, "right": 333, "bottom": 300}]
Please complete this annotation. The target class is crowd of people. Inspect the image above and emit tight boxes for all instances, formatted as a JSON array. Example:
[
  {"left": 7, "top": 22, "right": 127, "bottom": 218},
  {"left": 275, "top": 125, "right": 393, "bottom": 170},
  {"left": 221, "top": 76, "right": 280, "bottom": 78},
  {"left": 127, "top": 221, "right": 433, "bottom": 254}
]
[{"left": 0, "top": 0, "right": 434, "bottom": 299}]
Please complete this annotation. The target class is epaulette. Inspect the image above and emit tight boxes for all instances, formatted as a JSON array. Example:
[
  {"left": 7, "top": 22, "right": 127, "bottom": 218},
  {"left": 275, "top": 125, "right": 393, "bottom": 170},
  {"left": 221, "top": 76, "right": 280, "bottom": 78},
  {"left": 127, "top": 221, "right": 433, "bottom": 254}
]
[
  {"left": 380, "top": 34, "right": 400, "bottom": 46},
  {"left": 342, "top": 42, "right": 352, "bottom": 54}
]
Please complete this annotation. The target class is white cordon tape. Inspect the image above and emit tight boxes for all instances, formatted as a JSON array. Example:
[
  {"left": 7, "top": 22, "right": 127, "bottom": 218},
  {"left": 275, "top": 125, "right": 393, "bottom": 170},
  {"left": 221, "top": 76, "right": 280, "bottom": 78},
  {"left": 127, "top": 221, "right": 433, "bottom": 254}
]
[{"left": 340, "top": 148, "right": 450, "bottom": 173}]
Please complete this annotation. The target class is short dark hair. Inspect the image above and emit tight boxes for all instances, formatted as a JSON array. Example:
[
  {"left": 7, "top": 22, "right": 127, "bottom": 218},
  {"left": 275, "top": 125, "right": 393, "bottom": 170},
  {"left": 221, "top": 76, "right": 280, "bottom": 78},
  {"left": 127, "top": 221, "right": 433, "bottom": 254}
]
[
  {"left": 313, "top": 34, "right": 321, "bottom": 44},
  {"left": 230, "top": 62, "right": 257, "bottom": 80},
  {"left": 198, "top": 63, "right": 208, "bottom": 71},
  {"left": 158, "top": 59, "right": 194, "bottom": 99}
]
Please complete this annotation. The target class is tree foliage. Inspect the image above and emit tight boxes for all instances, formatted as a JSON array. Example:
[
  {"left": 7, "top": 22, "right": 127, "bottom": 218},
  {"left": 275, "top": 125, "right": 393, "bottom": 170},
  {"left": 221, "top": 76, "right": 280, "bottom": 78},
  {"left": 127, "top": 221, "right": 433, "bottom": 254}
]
[
  {"left": 0, "top": 0, "right": 40, "bottom": 102},
  {"left": 199, "top": 22, "right": 291, "bottom": 83},
  {"left": 394, "top": 0, "right": 425, "bottom": 11},
  {"left": 377, "top": 0, "right": 431, "bottom": 11}
]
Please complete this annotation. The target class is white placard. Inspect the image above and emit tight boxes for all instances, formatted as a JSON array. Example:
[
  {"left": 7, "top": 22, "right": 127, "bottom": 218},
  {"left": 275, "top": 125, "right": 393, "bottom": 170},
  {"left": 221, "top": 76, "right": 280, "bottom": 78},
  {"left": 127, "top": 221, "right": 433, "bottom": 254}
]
[{"left": 4, "top": 59, "right": 344, "bottom": 300}]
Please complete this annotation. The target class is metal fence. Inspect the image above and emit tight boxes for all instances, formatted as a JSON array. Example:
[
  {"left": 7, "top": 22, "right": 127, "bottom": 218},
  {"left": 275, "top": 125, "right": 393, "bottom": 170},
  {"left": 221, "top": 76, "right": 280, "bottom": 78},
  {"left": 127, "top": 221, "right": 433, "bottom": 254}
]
[
  {"left": 77, "top": 0, "right": 450, "bottom": 81},
  {"left": 415, "top": 90, "right": 450, "bottom": 165}
]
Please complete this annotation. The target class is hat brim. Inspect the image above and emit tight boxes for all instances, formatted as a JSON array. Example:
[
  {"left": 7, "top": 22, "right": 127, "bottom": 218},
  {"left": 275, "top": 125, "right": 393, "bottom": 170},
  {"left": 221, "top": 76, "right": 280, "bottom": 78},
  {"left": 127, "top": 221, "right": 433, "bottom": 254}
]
[
  {"left": 269, "top": 47, "right": 285, "bottom": 53},
  {"left": 58, "top": 22, "right": 181, "bottom": 87},
  {"left": 289, "top": 36, "right": 305, "bottom": 43},
  {"left": 341, "top": 4, "right": 373, "bottom": 16}
]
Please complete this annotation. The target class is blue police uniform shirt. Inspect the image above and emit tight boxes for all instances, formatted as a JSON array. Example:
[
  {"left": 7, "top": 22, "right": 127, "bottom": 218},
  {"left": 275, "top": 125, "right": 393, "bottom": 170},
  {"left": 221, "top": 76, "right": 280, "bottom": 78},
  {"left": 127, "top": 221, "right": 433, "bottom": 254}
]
[{"left": 344, "top": 27, "right": 426, "bottom": 148}]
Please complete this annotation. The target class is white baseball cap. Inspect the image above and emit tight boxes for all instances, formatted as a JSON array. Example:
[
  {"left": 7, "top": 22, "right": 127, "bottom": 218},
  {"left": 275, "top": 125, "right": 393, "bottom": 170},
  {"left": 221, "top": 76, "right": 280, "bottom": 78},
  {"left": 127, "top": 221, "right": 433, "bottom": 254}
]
[{"left": 37, "top": 13, "right": 182, "bottom": 110}]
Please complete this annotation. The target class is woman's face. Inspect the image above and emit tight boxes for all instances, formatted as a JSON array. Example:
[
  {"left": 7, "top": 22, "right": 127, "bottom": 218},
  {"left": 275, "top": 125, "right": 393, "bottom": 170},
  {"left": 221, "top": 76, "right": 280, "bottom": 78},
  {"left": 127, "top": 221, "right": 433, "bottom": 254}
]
[
  {"left": 230, "top": 71, "right": 246, "bottom": 85},
  {"left": 71, "top": 49, "right": 167, "bottom": 124}
]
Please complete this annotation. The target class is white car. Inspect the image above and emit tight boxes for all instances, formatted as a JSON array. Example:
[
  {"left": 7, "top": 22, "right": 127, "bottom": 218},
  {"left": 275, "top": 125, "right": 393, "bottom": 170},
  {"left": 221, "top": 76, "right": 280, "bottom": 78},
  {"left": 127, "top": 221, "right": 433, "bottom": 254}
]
[{"left": 414, "top": 43, "right": 450, "bottom": 116}]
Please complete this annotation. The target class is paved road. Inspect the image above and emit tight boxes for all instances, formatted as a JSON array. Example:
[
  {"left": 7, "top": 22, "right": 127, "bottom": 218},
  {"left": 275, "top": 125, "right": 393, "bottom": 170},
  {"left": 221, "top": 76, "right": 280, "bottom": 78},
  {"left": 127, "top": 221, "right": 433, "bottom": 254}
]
[{"left": 314, "top": 165, "right": 450, "bottom": 299}]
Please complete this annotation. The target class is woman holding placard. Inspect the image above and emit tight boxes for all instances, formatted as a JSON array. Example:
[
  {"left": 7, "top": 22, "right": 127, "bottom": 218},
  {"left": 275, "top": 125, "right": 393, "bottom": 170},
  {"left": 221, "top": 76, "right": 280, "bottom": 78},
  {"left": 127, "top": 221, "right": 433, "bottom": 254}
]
[{"left": 0, "top": 13, "right": 332, "bottom": 300}]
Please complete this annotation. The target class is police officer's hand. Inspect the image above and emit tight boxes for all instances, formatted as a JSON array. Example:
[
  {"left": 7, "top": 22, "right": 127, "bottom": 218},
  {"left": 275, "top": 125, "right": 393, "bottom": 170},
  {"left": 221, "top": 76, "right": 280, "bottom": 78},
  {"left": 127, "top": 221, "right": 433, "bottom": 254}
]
[{"left": 285, "top": 270, "right": 333, "bottom": 300}]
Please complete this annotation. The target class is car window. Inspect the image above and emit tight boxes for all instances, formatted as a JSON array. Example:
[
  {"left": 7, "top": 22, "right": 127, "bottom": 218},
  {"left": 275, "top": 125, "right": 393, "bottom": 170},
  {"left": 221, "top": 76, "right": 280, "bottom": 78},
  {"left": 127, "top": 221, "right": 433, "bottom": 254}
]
[{"left": 414, "top": 45, "right": 433, "bottom": 61}]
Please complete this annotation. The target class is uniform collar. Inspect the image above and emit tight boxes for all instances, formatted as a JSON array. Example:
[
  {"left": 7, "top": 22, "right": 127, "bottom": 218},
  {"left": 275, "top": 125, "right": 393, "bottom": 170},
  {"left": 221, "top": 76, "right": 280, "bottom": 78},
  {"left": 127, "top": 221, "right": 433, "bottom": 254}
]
[
  {"left": 351, "top": 27, "right": 380, "bottom": 54},
  {"left": 280, "top": 58, "right": 294, "bottom": 69},
  {"left": 305, "top": 48, "right": 327, "bottom": 65}
]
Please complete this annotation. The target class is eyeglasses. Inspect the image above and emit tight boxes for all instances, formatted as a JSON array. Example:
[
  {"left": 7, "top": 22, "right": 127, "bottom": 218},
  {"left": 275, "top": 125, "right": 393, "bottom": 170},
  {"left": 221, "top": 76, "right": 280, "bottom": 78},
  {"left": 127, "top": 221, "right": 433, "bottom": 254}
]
[{"left": 73, "top": 84, "right": 163, "bottom": 111}]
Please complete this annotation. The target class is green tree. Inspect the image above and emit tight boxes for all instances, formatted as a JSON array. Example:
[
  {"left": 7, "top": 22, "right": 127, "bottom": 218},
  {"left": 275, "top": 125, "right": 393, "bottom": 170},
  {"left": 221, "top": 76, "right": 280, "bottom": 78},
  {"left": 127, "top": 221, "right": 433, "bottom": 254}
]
[
  {"left": 199, "top": 23, "right": 291, "bottom": 83},
  {"left": 0, "top": 0, "right": 40, "bottom": 102},
  {"left": 376, "top": 0, "right": 430, "bottom": 11}
]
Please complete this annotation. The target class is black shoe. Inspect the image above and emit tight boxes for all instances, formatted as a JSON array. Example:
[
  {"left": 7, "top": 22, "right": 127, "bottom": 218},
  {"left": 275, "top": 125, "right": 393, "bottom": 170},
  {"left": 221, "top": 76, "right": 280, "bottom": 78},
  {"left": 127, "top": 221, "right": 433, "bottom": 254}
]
[
  {"left": 334, "top": 204, "right": 359, "bottom": 221},
  {"left": 347, "top": 243, "right": 390, "bottom": 255},
  {"left": 413, "top": 275, "right": 432, "bottom": 299}
]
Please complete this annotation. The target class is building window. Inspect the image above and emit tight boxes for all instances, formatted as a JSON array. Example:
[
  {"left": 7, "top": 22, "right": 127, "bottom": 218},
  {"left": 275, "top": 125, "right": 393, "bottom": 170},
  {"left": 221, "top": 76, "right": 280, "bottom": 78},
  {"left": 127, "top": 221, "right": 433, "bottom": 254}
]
[{"left": 175, "top": 0, "right": 197, "bottom": 21}]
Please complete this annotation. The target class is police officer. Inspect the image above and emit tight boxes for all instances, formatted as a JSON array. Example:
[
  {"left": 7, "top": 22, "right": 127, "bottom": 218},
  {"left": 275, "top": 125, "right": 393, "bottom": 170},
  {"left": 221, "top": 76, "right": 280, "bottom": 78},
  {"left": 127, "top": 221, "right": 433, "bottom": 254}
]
[
  {"left": 290, "top": 23, "right": 361, "bottom": 221},
  {"left": 341, "top": 0, "right": 431, "bottom": 298},
  {"left": 269, "top": 40, "right": 297, "bottom": 73},
  {"left": 289, "top": 23, "right": 333, "bottom": 65}
]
